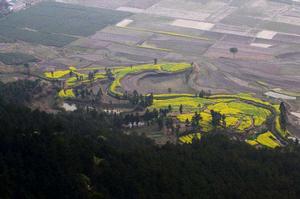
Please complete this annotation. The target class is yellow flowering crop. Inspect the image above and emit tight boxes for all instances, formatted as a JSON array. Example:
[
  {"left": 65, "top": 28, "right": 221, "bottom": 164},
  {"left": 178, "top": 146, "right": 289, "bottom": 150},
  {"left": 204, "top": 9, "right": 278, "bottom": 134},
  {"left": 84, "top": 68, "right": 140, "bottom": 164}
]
[
  {"left": 58, "top": 89, "right": 75, "bottom": 98},
  {"left": 246, "top": 140, "right": 259, "bottom": 146},
  {"left": 45, "top": 70, "right": 70, "bottom": 79},
  {"left": 45, "top": 66, "right": 77, "bottom": 79},
  {"left": 256, "top": 131, "right": 280, "bottom": 148},
  {"left": 179, "top": 133, "right": 201, "bottom": 144}
]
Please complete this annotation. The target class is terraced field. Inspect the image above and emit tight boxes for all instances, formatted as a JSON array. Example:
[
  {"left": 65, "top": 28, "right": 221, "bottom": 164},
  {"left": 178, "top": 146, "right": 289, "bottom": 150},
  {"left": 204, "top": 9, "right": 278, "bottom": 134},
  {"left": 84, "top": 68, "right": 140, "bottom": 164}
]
[
  {"left": 246, "top": 131, "right": 281, "bottom": 149},
  {"left": 0, "top": 0, "right": 298, "bottom": 149},
  {"left": 45, "top": 62, "right": 192, "bottom": 98},
  {"left": 150, "top": 95, "right": 272, "bottom": 133},
  {"left": 44, "top": 62, "right": 287, "bottom": 148},
  {"left": 109, "top": 62, "right": 191, "bottom": 97}
]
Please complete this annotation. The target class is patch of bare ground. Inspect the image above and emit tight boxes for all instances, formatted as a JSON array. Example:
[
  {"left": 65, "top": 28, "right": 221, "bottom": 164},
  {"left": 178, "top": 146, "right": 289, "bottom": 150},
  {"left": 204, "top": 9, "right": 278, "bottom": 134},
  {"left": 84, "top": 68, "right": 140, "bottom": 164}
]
[
  {"left": 187, "top": 62, "right": 257, "bottom": 93},
  {"left": 121, "top": 70, "right": 194, "bottom": 94}
]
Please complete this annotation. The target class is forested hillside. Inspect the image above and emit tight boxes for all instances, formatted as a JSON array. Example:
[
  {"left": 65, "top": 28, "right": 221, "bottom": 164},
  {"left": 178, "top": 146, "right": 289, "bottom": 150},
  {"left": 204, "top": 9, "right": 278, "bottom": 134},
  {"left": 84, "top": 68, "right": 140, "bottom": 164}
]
[{"left": 0, "top": 81, "right": 300, "bottom": 199}]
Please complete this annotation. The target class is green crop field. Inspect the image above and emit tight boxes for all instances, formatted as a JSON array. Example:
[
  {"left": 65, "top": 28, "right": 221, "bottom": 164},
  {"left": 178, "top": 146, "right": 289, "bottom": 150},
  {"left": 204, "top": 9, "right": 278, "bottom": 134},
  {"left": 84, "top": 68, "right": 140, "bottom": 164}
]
[
  {"left": 0, "top": 52, "right": 37, "bottom": 65},
  {"left": 0, "top": 2, "right": 130, "bottom": 47}
]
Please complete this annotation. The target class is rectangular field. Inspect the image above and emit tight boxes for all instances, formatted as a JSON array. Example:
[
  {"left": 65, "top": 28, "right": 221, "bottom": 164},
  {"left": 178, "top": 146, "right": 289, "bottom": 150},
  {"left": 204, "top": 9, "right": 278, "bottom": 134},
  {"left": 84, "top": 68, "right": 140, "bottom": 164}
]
[
  {"left": 0, "top": 2, "right": 130, "bottom": 47},
  {"left": 0, "top": 52, "right": 38, "bottom": 65}
]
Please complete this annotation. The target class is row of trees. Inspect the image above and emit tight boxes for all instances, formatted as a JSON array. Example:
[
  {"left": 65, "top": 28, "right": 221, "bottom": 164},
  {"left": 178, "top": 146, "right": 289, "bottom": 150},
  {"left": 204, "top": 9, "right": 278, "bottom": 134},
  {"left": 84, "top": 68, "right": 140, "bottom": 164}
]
[
  {"left": 197, "top": 89, "right": 212, "bottom": 98},
  {"left": 280, "top": 102, "right": 287, "bottom": 131},
  {"left": 124, "top": 90, "right": 154, "bottom": 107}
]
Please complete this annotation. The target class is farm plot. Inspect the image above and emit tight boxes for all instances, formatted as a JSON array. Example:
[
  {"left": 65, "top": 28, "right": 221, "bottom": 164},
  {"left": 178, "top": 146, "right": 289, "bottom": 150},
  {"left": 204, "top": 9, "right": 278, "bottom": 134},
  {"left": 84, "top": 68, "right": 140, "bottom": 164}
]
[
  {"left": 107, "top": 43, "right": 168, "bottom": 62},
  {"left": 262, "top": 21, "right": 300, "bottom": 35},
  {"left": 145, "top": 2, "right": 210, "bottom": 21},
  {"left": 44, "top": 66, "right": 77, "bottom": 79},
  {"left": 0, "top": 52, "right": 38, "bottom": 65},
  {"left": 145, "top": 36, "right": 213, "bottom": 56},
  {"left": 246, "top": 131, "right": 281, "bottom": 148},
  {"left": 58, "top": 89, "right": 75, "bottom": 98},
  {"left": 0, "top": 2, "right": 130, "bottom": 47},
  {"left": 150, "top": 95, "right": 271, "bottom": 132},
  {"left": 205, "top": 40, "right": 274, "bottom": 60},
  {"left": 171, "top": 19, "right": 215, "bottom": 31},
  {"left": 220, "top": 14, "right": 262, "bottom": 28},
  {"left": 179, "top": 133, "right": 201, "bottom": 144},
  {"left": 44, "top": 62, "right": 192, "bottom": 98},
  {"left": 121, "top": 72, "right": 194, "bottom": 94},
  {"left": 265, "top": 91, "right": 297, "bottom": 100},
  {"left": 109, "top": 63, "right": 192, "bottom": 97}
]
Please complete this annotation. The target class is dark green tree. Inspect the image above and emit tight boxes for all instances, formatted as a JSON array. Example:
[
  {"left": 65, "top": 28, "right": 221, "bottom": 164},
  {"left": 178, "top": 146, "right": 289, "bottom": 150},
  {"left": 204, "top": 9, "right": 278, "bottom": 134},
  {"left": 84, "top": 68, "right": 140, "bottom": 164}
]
[
  {"left": 179, "top": 104, "right": 183, "bottom": 114},
  {"left": 279, "top": 102, "right": 287, "bottom": 131}
]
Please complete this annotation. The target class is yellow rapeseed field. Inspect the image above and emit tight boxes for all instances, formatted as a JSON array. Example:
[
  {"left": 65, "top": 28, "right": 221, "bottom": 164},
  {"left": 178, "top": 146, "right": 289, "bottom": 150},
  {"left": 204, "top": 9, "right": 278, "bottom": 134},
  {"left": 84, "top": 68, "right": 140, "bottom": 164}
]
[
  {"left": 45, "top": 70, "right": 70, "bottom": 79},
  {"left": 152, "top": 95, "right": 271, "bottom": 132},
  {"left": 58, "top": 89, "right": 75, "bottom": 98},
  {"left": 177, "top": 112, "right": 212, "bottom": 132},
  {"left": 151, "top": 97, "right": 211, "bottom": 111},
  {"left": 246, "top": 140, "right": 259, "bottom": 146},
  {"left": 256, "top": 131, "right": 280, "bottom": 148},
  {"left": 179, "top": 133, "right": 201, "bottom": 144},
  {"left": 45, "top": 66, "right": 76, "bottom": 79}
]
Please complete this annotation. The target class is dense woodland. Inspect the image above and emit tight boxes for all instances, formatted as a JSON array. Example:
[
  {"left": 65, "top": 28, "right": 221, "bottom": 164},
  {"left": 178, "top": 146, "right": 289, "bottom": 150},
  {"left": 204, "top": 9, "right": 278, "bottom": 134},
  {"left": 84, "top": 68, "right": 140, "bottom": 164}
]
[{"left": 1, "top": 80, "right": 300, "bottom": 199}]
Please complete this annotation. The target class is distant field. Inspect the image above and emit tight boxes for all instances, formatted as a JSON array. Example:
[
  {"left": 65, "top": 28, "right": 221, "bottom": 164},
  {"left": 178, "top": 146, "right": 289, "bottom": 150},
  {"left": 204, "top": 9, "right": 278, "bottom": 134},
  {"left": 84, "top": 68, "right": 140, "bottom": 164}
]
[
  {"left": 0, "top": 52, "right": 38, "bottom": 65},
  {"left": 0, "top": 2, "right": 130, "bottom": 47}
]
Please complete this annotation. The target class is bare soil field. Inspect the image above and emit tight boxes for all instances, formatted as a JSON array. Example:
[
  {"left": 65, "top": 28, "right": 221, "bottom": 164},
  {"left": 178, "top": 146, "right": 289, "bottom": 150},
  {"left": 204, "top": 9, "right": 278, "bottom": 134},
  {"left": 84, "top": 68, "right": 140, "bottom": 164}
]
[{"left": 121, "top": 71, "right": 194, "bottom": 94}]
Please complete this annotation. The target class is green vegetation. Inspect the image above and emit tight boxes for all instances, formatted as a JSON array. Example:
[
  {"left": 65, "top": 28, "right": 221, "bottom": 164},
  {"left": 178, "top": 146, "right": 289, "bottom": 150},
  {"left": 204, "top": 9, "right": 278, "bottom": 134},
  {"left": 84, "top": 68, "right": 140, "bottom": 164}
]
[
  {"left": 44, "top": 66, "right": 106, "bottom": 90},
  {"left": 0, "top": 52, "right": 37, "bottom": 65},
  {"left": 58, "top": 89, "right": 75, "bottom": 98},
  {"left": 44, "top": 63, "right": 191, "bottom": 98},
  {"left": 0, "top": 2, "right": 130, "bottom": 46},
  {"left": 179, "top": 133, "right": 201, "bottom": 144},
  {"left": 256, "top": 131, "right": 281, "bottom": 148},
  {"left": 109, "top": 62, "right": 191, "bottom": 97},
  {"left": 0, "top": 80, "right": 40, "bottom": 105},
  {"left": 246, "top": 131, "right": 281, "bottom": 148},
  {"left": 44, "top": 62, "right": 286, "bottom": 149},
  {"left": 274, "top": 104, "right": 289, "bottom": 137},
  {"left": 45, "top": 69, "right": 72, "bottom": 79},
  {"left": 1, "top": 80, "right": 300, "bottom": 199},
  {"left": 150, "top": 95, "right": 271, "bottom": 133}
]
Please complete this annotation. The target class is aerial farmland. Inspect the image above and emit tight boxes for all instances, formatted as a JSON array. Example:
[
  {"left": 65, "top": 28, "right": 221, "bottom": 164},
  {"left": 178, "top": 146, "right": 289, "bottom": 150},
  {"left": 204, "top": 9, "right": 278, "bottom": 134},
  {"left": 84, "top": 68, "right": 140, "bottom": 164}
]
[{"left": 0, "top": 0, "right": 300, "bottom": 146}]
